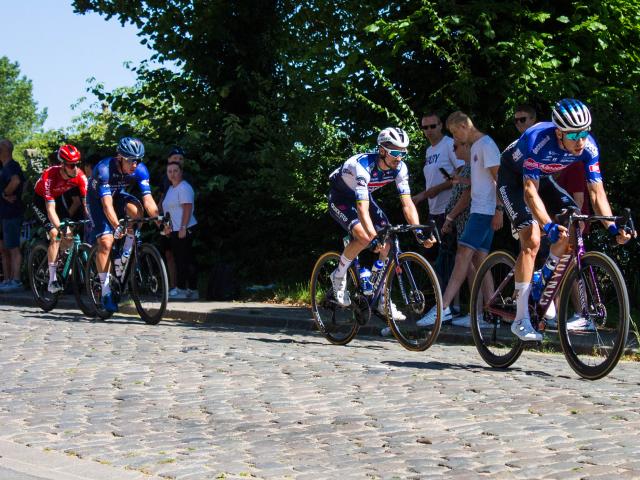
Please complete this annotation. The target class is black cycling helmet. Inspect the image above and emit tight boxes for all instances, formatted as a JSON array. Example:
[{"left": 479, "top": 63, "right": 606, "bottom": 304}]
[{"left": 117, "top": 137, "right": 145, "bottom": 159}]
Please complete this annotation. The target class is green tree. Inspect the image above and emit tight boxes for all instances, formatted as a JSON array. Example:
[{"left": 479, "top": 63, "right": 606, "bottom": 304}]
[{"left": 0, "top": 56, "right": 46, "bottom": 144}]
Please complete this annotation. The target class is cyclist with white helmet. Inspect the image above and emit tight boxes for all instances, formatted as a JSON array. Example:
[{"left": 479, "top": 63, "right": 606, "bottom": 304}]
[
  {"left": 327, "top": 127, "right": 436, "bottom": 319},
  {"left": 87, "top": 137, "right": 160, "bottom": 312},
  {"left": 498, "top": 98, "right": 634, "bottom": 341}
]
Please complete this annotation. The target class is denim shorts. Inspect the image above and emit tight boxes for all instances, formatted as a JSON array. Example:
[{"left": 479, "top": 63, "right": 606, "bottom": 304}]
[
  {"left": 458, "top": 213, "right": 494, "bottom": 253},
  {"left": 1, "top": 217, "right": 23, "bottom": 249}
]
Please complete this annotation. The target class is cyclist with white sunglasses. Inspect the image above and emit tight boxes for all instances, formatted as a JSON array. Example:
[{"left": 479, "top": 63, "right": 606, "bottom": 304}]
[{"left": 327, "top": 127, "right": 435, "bottom": 318}]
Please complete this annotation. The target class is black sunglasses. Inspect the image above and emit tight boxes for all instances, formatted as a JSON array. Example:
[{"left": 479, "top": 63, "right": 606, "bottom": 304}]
[
  {"left": 420, "top": 123, "right": 439, "bottom": 130},
  {"left": 514, "top": 116, "right": 529, "bottom": 124}
]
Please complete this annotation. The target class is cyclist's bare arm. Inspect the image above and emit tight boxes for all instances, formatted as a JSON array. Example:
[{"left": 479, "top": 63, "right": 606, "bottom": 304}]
[
  {"left": 588, "top": 182, "right": 633, "bottom": 243},
  {"left": 142, "top": 193, "right": 159, "bottom": 218},
  {"left": 100, "top": 195, "right": 120, "bottom": 230}
]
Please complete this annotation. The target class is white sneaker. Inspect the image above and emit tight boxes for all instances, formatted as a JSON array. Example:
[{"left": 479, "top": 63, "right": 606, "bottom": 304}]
[
  {"left": 378, "top": 298, "right": 406, "bottom": 321},
  {"left": 416, "top": 305, "right": 451, "bottom": 327},
  {"left": 511, "top": 317, "right": 543, "bottom": 341},
  {"left": 566, "top": 314, "right": 596, "bottom": 332},
  {"left": 380, "top": 326, "right": 392, "bottom": 337},
  {"left": 544, "top": 301, "right": 557, "bottom": 319},
  {"left": 452, "top": 315, "right": 470, "bottom": 328},
  {"left": 330, "top": 270, "right": 351, "bottom": 307},
  {"left": 169, "top": 288, "right": 189, "bottom": 300}
]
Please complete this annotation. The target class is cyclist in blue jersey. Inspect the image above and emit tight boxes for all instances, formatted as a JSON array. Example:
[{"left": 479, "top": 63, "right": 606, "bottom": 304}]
[
  {"left": 499, "top": 98, "right": 634, "bottom": 341},
  {"left": 327, "top": 127, "right": 436, "bottom": 319},
  {"left": 87, "top": 137, "right": 160, "bottom": 312}
]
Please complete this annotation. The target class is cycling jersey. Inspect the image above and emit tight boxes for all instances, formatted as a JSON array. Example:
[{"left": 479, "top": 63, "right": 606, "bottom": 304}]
[
  {"left": 329, "top": 153, "right": 411, "bottom": 201},
  {"left": 34, "top": 166, "right": 88, "bottom": 202},
  {"left": 501, "top": 122, "right": 602, "bottom": 183},
  {"left": 87, "top": 157, "right": 152, "bottom": 200}
]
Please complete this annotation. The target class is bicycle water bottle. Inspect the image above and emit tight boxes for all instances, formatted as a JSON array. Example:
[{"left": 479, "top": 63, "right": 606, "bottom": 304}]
[
  {"left": 531, "top": 270, "right": 544, "bottom": 301},
  {"left": 359, "top": 267, "right": 373, "bottom": 296},
  {"left": 370, "top": 260, "right": 384, "bottom": 287},
  {"left": 541, "top": 257, "right": 557, "bottom": 282}
]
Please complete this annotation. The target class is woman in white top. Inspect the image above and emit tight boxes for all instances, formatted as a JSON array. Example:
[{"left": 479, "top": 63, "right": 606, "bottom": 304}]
[{"left": 162, "top": 162, "right": 198, "bottom": 299}]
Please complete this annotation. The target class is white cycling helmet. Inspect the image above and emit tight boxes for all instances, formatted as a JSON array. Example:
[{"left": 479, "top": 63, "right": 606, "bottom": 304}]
[
  {"left": 377, "top": 127, "right": 410, "bottom": 148},
  {"left": 551, "top": 98, "right": 592, "bottom": 131}
]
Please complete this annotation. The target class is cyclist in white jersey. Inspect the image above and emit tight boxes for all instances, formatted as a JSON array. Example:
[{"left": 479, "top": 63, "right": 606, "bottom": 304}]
[{"left": 327, "top": 127, "right": 436, "bottom": 318}]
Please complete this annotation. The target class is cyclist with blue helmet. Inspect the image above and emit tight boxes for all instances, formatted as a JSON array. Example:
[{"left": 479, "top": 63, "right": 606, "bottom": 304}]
[
  {"left": 86, "top": 136, "right": 160, "bottom": 312},
  {"left": 498, "top": 98, "right": 635, "bottom": 342}
]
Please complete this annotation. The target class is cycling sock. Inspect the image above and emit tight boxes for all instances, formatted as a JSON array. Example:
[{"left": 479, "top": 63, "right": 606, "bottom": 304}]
[
  {"left": 99, "top": 272, "right": 111, "bottom": 296},
  {"left": 335, "top": 254, "right": 353, "bottom": 278},
  {"left": 48, "top": 263, "right": 57, "bottom": 284},
  {"left": 515, "top": 282, "right": 531, "bottom": 321}
]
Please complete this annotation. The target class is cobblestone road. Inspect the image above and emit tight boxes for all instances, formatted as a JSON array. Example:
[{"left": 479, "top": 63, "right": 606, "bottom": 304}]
[{"left": 1, "top": 305, "right": 640, "bottom": 479}]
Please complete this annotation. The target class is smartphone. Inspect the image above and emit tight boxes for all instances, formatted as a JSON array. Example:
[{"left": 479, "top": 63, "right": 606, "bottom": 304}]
[{"left": 439, "top": 167, "right": 452, "bottom": 180}]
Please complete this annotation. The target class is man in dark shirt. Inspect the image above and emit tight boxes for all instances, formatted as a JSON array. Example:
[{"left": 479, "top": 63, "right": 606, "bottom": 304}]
[{"left": 0, "top": 139, "right": 26, "bottom": 292}]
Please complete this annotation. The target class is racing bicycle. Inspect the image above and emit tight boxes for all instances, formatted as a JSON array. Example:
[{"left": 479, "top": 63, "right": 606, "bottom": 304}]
[
  {"left": 28, "top": 219, "right": 95, "bottom": 316},
  {"left": 85, "top": 214, "right": 170, "bottom": 324},
  {"left": 470, "top": 207, "right": 635, "bottom": 380},
  {"left": 310, "top": 223, "right": 442, "bottom": 351}
]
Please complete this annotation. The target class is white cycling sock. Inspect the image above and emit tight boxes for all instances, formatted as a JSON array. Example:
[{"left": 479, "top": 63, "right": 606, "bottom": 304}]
[
  {"left": 48, "top": 263, "right": 57, "bottom": 284},
  {"left": 334, "top": 254, "right": 352, "bottom": 278},
  {"left": 99, "top": 272, "right": 111, "bottom": 296},
  {"left": 515, "top": 282, "right": 531, "bottom": 321}
]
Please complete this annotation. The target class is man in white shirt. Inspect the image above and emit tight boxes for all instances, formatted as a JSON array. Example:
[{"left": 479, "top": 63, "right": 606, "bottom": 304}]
[
  {"left": 412, "top": 112, "right": 464, "bottom": 225},
  {"left": 418, "top": 111, "right": 503, "bottom": 327}
]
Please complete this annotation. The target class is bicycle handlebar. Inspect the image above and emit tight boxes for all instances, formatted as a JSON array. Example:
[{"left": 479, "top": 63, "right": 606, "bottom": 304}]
[
  {"left": 555, "top": 207, "right": 636, "bottom": 244},
  {"left": 119, "top": 212, "right": 171, "bottom": 227},
  {"left": 375, "top": 221, "right": 439, "bottom": 246}
]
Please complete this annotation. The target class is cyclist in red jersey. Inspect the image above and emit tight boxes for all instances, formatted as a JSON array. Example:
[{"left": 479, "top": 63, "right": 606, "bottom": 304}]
[{"left": 32, "top": 145, "right": 88, "bottom": 293}]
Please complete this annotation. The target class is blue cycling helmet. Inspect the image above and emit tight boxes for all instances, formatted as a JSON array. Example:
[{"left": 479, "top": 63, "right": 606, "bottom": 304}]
[
  {"left": 117, "top": 137, "right": 145, "bottom": 159},
  {"left": 552, "top": 98, "right": 592, "bottom": 131}
]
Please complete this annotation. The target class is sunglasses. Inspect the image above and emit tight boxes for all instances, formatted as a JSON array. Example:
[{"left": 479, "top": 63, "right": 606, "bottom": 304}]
[
  {"left": 121, "top": 155, "right": 141, "bottom": 164},
  {"left": 565, "top": 130, "right": 590, "bottom": 141},
  {"left": 420, "top": 123, "right": 439, "bottom": 130},
  {"left": 63, "top": 162, "right": 78, "bottom": 168},
  {"left": 381, "top": 146, "right": 408, "bottom": 158},
  {"left": 514, "top": 116, "right": 529, "bottom": 124}
]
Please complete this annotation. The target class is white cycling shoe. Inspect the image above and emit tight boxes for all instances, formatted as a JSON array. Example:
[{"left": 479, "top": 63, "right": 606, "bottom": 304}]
[
  {"left": 378, "top": 298, "right": 406, "bottom": 321},
  {"left": 511, "top": 317, "right": 543, "bottom": 342},
  {"left": 330, "top": 270, "right": 351, "bottom": 307}
]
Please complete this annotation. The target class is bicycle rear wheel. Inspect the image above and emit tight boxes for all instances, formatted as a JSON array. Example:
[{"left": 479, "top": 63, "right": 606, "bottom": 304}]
[
  {"left": 470, "top": 251, "right": 524, "bottom": 368},
  {"left": 557, "top": 251, "right": 630, "bottom": 380},
  {"left": 130, "top": 244, "right": 168, "bottom": 325},
  {"left": 72, "top": 243, "right": 97, "bottom": 317},
  {"left": 310, "top": 251, "right": 360, "bottom": 345},
  {"left": 85, "top": 245, "right": 114, "bottom": 320},
  {"left": 28, "top": 242, "right": 59, "bottom": 312},
  {"left": 383, "top": 251, "right": 442, "bottom": 351}
]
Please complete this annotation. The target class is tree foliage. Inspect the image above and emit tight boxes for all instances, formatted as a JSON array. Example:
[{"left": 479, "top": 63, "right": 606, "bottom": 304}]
[
  {"left": 0, "top": 56, "right": 46, "bottom": 144},
  {"left": 68, "top": 0, "right": 640, "bottom": 289}
]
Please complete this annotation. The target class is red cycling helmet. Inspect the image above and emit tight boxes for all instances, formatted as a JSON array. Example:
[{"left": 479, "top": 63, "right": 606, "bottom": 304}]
[{"left": 57, "top": 144, "right": 81, "bottom": 164}]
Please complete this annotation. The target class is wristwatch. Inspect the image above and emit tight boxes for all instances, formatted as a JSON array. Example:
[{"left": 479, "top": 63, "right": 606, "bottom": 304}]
[{"left": 495, "top": 204, "right": 504, "bottom": 212}]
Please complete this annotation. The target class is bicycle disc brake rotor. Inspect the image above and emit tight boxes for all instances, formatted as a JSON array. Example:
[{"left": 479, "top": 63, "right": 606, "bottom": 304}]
[
  {"left": 353, "top": 293, "right": 371, "bottom": 325},
  {"left": 409, "top": 289, "right": 426, "bottom": 314}
]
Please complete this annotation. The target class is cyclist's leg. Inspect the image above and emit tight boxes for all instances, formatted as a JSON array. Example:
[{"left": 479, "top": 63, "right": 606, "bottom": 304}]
[
  {"left": 369, "top": 197, "right": 391, "bottom": 262},
  {"left": 498, "top": 166, "right": 541, "bottom": 340},
  {"left": 120, "top": 194, "right": 143, "bottom": 257},
  {"left": 33, "top": 196, "right": 66, "bottom": 289}
]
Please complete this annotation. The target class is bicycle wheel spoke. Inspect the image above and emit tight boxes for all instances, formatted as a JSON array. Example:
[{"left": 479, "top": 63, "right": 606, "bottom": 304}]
[
  {"left": 130, "top": 244, "right": 168, "bottom": 324},
  {"left": 558, "top": 252, "right": 629, "bottom": 379},
  {"left": 385, "top": 252, "right": 442, "bottom": 351},
  {"left": 310, "top": 252, "right": 359, "bottom": 345},
  {"left": 470, "top": 251, "right": 524, "bottom": 368}
]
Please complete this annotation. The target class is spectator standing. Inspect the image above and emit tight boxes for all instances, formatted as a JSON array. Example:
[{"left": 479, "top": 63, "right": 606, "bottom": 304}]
[
  {"left": 0, "top": 139, "right": 26, "bottom": 292},
  {"left": 162, "top": 161, "right": 199, "bottom": 300},
  {"left": 417, "top": 112, "right": 502, "bottom": 327},
  {"left": 514, "top": 104, "right": 538, "bottom": 134},
  {"left": 158, "top": 147, "right": 188, "bottom": 292}
]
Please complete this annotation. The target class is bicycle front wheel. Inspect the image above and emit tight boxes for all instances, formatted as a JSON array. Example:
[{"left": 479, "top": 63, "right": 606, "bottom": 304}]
[
  {"left": 72, "top": 243, "right": 97, "bottom": 317},
  {"left": 383, "top": 251, "right": 442, "bottom": 351},
  {"left": 557, "top": 251, "right": 630, "bottom": 380},
  {"left": 130, "top": 244, "right": 169, "bottom": 325},
  {"left": 470, "top": 251, "right": 524, "bottom": 368},
  {"left": 310, "top": 251, "right": 360, "bottom": 345},
  {"left": 28, "top": 242, "right": 58, "bottom": 312}
]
